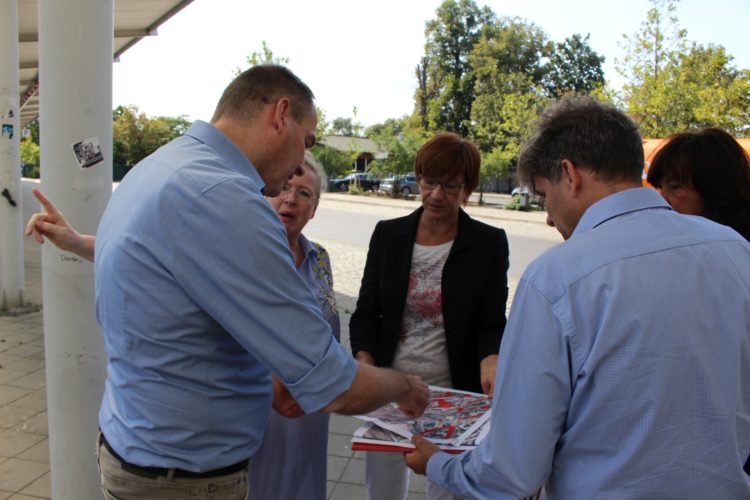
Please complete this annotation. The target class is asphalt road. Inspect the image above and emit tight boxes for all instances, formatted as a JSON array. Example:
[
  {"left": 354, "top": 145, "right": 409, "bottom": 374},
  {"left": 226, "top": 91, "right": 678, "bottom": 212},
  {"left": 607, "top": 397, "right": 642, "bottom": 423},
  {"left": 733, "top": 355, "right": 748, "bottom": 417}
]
[
  {"left": 20, "top": 178, "right": 557, "bottom": 281},
  {"left": 305, "top": 204, "right": 558, "bottom": 281}
]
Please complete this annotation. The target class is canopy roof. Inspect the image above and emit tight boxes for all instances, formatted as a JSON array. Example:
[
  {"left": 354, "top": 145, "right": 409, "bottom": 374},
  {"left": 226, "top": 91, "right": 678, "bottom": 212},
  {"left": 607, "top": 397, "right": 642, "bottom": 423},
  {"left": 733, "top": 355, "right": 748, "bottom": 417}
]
[{"left": 16, "top": 0, "right": 194, "bottom": 129}]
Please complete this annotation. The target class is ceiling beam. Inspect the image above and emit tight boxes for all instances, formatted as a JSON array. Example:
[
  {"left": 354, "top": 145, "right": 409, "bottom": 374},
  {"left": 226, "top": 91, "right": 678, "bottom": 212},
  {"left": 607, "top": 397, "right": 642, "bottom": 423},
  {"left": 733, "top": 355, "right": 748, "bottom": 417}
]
[{"left": 19, "top": 28, "right": 158, "bottom": 43}]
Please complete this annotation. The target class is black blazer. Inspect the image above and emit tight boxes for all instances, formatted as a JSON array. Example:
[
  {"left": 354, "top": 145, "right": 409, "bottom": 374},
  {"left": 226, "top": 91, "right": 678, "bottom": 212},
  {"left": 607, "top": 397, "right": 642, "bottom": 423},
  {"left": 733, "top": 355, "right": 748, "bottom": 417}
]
[{"left": 349, "top": 207, "right": 509, "bottom": 393}]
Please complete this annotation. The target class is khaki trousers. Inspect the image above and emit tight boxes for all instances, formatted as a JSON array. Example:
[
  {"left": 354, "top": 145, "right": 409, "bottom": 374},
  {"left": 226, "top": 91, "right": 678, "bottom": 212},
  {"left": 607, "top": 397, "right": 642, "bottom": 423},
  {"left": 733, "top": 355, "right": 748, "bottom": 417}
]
[{"left": 96, "top": 433, "right": 249, "bottom": 500}]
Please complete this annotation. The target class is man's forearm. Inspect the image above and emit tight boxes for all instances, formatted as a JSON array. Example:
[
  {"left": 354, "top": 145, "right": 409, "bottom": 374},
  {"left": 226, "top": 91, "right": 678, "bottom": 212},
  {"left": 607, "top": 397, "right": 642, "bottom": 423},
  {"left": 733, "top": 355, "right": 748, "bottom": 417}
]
[
  {"left": 77, "top": 234, "right": 96, "bottom": 262},
  {"left": 323, "top": 362, "right": 428, "bottom": 417}
]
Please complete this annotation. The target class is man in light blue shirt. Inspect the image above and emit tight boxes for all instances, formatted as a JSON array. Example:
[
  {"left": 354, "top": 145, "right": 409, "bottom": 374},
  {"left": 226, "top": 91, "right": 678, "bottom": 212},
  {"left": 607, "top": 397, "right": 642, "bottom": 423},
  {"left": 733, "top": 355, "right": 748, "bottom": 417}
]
[
  {"left": 405, "top": 97, "right": 750, "bottom": 498},
  {"left": 95, "top": 65, "right": 428, "bottom": 499}
]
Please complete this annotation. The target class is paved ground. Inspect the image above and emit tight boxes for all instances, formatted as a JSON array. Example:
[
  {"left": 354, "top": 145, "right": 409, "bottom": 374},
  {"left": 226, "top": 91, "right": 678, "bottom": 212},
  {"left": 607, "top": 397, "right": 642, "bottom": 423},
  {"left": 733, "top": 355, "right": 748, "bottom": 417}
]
[{"left": 0, "top": 189, "right": 555, "bottom": 499}]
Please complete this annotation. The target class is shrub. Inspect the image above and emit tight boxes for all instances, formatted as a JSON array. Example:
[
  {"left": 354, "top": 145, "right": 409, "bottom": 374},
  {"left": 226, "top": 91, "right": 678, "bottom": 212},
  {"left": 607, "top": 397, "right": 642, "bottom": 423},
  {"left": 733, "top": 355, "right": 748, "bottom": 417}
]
[{"left": 504, "top": 194, "right": 523, "bottom": 211}]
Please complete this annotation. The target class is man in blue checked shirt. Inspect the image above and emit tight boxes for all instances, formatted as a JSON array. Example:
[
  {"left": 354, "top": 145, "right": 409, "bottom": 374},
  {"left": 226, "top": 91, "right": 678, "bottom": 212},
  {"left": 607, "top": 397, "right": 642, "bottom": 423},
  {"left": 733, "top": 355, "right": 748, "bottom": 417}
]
[
  {"left": 94, "top": 65, "right": 428, "bottom": 499},
  {"left": 405, "top": 96, "right": 750, "bottom": 499}
]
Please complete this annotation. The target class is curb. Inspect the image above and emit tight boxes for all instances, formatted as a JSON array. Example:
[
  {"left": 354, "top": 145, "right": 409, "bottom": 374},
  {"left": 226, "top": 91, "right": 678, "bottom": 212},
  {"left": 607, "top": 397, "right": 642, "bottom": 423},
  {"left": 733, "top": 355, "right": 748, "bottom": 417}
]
[{"left": 320, "top": 192, "right": 550, "bottom": 226}]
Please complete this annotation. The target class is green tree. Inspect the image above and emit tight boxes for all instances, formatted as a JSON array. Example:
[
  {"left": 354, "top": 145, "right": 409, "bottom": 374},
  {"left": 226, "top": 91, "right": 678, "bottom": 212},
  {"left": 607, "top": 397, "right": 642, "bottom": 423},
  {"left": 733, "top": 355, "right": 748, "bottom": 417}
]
[
  {"left": 19, "top": 137, "right": 39, "bottom": 166},
  {"left": 617, "top": 0, "right": 688, "bottom": 135},
  {"left": 473, "top": 17, "right": 551, "bottom": 88},
  {"left": 679, "top": 44, "right": 750, "bottom": 135},
  {"left": 367, "top": 117, "right": 426, "bottom": 178},
  {"left": 234, "top": 41, "right": 290, "bottom": 76},
  {"left": 331, "top": 117, "right": 354, "bottom": 136},
  {"left": 158, "top": 116, "right": 191, "bottom": 137},
  {"left": 315, "top": 106, "right": 329, "bottom": 141},
  {"left": 365, "top": 117, "right": 406, "bottom": 140},
  {"left": 20, "top": 137, "right": 40, "bottom": 177},
  {"left": 414, "top": 56, "right": 431, "bottom": 130},
  {"left": 544, "top": 34, "right": 606, "bottom": 97},
  {"left": 112, "top": 105, "right": 191, "bottom": 175},
  {"left": 330, "top": 112, "right": 364, "bottom": 137},
  {"left": 468, "top": 19, "right": 551, "bottom": 192},
  {"left": 471, "top": 72, "right": 546, "bottom": 150},
  {"left": 618, "top": 0, "right": 750, "bottom": 136},
  {"left": 24, "top": 120, "right": 40, "bottom": 144},
  {"left": 310, "top": 144, "right": 354, "bottom": 181},
  {"left": 473, "top": 81, "right": 547, "bottom": 197},
  {"left": 480, "top": 147, "right": 511, "bottom": 197},
  {"left": 312, "top": 108, "right": 368, "bottom": 181},
  {"left": 416, "top": 0, "right": 496, "bottom": 135}
]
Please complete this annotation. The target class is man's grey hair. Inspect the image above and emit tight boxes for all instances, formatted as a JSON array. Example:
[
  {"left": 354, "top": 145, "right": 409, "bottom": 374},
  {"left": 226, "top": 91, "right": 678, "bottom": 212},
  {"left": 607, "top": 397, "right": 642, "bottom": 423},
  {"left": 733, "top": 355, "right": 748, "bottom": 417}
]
[
  {"left": 303, "top": 151, "right": 327, "bottom": 197},
  {"left": 211, "top": 64, "right": 315, "bottom": 124},
  {"left": 517, "top": 96, "right": 644, "bottom": 191}
]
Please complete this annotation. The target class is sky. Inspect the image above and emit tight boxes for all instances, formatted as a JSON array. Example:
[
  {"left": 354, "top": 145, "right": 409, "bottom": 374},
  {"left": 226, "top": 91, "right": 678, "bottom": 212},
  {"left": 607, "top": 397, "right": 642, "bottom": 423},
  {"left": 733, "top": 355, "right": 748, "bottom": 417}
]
[{"left": 112, "top": 0, "right": 750, "bottom": 128}]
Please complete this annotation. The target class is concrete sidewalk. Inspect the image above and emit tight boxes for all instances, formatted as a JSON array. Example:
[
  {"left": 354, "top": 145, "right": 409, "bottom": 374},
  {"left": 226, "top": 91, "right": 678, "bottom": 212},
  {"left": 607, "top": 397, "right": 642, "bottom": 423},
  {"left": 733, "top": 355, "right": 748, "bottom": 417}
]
[
  {"left": 0, "top": 188, "right": 553, "bottom": 499},
  {"left": 0, "top": 214, "right": 47, "bottom": 499}
]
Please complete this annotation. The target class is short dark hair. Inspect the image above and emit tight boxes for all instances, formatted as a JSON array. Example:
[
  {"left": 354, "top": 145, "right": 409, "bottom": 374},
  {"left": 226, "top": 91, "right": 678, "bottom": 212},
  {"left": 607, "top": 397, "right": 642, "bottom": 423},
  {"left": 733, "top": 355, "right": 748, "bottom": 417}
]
[
  {"left": 211, "top": 65, "right": 315, "bottom": 124},
  {"left": 414, "top": 132, "right": 481, "bottom": 196},
  {"left": 647, "top": 128, "right": 750, "bottom": 240},
  {"left": 518, "top": 97, "right": 643, "bottom": 190}
]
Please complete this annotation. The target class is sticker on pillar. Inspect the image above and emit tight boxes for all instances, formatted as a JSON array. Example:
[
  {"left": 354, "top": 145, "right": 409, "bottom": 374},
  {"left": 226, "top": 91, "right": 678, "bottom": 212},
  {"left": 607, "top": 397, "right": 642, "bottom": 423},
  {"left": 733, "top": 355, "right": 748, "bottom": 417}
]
[
  {"left": 72, "top": 136, "right": 104, "bottom": 170},
  {"left": 1, "top": 124, "right": 12, "bottom": 140},
  {"left": 1, "top": 101, "right": 14, "bottom": 120}
]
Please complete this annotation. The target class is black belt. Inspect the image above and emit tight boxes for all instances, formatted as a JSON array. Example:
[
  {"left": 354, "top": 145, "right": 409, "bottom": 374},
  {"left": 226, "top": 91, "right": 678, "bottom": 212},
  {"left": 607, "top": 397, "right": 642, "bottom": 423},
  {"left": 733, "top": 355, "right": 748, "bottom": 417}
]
[{"left": 100, "top": 432, "right": 248, "bottom": 480}]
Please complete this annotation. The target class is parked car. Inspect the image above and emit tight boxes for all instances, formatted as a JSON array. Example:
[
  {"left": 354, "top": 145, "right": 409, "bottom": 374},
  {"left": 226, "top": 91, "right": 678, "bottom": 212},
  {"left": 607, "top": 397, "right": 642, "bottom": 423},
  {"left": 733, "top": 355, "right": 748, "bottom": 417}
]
[
  {"left": 511, "top": 186, "right": 544, "bottom": 208},
  {"left": 329, "top": 172, "right": 379, "bottom": 192},
  {"left": 379, "top": 174, "right": 419, "bottom": 195}
]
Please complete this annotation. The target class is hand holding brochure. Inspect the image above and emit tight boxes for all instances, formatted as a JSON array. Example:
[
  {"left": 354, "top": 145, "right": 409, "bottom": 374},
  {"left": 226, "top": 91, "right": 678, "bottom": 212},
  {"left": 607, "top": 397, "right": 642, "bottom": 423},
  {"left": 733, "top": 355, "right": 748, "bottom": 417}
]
[{"left": 351, "top": 386, "right": 491, "bottom": 452}]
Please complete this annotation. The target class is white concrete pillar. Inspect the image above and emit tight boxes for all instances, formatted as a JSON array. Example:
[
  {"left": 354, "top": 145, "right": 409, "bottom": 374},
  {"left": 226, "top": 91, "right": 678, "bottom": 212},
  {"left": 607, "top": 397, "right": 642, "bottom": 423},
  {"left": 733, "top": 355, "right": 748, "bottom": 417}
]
[
  {"left": 0, "top": 0, "right": 24, "bottom": 309},
  {"left": 38, "top": 0, "right": 112, "bottom": 497}
]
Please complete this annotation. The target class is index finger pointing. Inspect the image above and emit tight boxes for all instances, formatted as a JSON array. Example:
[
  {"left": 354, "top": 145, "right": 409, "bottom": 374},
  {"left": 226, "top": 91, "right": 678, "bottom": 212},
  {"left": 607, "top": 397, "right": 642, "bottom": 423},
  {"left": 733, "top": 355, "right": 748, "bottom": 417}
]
[{"left": 32, "top": 188, "right": 60, "bottom": 216}]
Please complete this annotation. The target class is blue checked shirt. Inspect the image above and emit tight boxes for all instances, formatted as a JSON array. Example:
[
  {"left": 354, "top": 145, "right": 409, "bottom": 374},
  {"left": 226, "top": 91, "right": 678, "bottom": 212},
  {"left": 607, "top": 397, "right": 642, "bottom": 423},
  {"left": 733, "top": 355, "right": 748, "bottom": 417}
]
[{"left": 428, "top": 187, "right": 750, "bottom": 498}]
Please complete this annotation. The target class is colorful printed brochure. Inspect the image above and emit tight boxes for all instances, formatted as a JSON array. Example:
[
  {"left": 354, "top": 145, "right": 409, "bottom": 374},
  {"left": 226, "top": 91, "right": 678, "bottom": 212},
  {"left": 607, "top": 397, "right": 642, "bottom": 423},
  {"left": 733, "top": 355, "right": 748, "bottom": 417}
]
[{"left": 351, "top": 386, "right": 492, "bottom": 452}]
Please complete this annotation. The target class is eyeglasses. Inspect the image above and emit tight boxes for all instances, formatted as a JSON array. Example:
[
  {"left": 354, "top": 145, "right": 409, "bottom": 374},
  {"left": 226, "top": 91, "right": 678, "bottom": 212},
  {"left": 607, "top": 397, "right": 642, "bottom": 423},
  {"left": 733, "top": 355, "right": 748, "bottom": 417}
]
[
  {"left": 418, "top": 177, "right": 465, "bottom": 195},
  {"left": 279, "top": 185, "right": 318, "bottom": 203}
]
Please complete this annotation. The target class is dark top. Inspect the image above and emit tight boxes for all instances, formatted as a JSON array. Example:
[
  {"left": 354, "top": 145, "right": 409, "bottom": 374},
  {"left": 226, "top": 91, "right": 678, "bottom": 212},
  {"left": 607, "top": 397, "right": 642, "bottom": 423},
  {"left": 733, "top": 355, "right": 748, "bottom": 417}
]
[{"left": 349, "top": 207, "right": 509, "bottom": 393}]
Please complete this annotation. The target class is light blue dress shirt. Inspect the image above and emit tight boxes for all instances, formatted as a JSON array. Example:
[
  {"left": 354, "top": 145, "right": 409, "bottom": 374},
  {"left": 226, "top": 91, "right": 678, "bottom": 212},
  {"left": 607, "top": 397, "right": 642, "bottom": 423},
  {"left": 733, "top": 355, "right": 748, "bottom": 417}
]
[
  {"left": 428, "top": 187, "right": 750, "bottom": 498},
  {"left": 95, "top": 121, "right": 357, "bottom": 472}
]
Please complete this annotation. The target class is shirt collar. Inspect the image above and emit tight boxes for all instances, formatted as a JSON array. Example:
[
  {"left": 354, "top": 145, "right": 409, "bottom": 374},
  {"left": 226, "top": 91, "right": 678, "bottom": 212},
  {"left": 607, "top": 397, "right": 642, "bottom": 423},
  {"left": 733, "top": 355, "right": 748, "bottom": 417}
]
[
  {"left": 184, "top": 120, "right": 266, "bottom": 193},
  {"left": 298, "top": 233, "right": 314, "bottom": 256},
  {"left": 573, "top": 187, "right": 672, "bottom": 237},
  {"left": 298, "top": 233, "right": 322, "bottom": 263}
]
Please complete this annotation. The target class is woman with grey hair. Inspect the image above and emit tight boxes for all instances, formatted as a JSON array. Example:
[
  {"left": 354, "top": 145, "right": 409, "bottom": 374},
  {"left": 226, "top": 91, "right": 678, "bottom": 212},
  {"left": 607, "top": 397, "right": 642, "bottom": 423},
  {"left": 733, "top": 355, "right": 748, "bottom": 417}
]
[{"left": 249, "top": 150, "right": 339, "bottom": 500}]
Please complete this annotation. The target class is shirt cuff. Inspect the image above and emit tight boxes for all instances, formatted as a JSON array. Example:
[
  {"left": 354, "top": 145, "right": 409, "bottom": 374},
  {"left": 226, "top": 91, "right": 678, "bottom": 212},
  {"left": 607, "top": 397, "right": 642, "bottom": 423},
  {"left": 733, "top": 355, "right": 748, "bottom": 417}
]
[
  {"left": 285, "top": 338, "right": 357, "bottom": 413},
  {"left": 426, "top": 451, "right": 455, "bottom": 487}
]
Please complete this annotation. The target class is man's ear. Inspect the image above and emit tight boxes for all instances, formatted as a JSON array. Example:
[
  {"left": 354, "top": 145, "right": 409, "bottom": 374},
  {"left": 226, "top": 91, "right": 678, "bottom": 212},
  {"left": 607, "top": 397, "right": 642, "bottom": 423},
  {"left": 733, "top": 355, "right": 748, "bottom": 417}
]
[
  {"left": 270, "top": 97, "right": 291, "bottom": 133},
  {"left": 561, "top": 159, "right": 584, "bottom": 197}
]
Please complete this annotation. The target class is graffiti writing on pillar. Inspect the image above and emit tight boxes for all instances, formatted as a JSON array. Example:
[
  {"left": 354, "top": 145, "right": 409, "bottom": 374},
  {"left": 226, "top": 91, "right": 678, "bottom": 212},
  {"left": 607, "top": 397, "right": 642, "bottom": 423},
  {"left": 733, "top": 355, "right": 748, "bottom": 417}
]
[
  {"left": 1, "top": 124, "right": 12, "bottom": 140},
  {"left": 1, "top": 188, "right": 17, "bottom": 207},
  {"left": 60, "top": 254, "right": 83, "bottom": 264}
]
